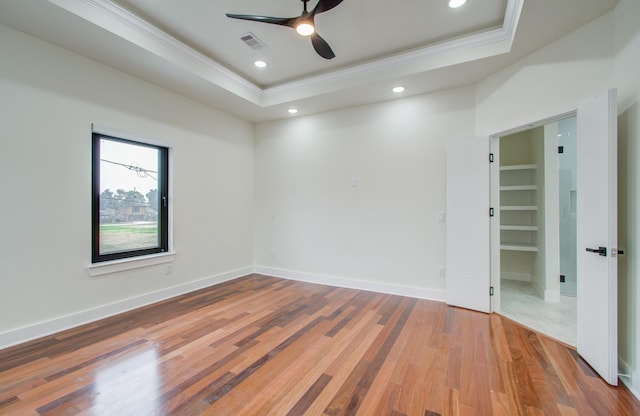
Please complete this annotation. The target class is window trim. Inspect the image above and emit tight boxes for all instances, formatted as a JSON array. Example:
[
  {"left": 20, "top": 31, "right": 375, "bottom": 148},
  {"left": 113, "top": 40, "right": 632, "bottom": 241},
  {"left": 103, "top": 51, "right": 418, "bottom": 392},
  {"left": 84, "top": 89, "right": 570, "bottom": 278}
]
[
  {"left": 91, "top": 130, "right": 170, "bottom": 264},
  {"left": 87, "top": 251, "right": 176, "bottom": 276}
]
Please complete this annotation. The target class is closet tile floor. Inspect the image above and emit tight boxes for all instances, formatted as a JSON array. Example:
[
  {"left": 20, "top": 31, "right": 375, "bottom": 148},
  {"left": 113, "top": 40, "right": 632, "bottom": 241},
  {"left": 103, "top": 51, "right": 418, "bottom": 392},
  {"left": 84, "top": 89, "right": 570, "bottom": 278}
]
[{"left": 500, "top": 279, "right": 577, "bottom": 346}]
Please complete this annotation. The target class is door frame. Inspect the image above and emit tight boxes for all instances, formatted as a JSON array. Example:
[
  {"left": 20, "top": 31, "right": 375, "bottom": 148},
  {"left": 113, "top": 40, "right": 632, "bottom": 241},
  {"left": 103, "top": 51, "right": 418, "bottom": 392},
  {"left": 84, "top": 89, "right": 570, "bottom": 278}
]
[
  {"left": 486, "top": 92, "right": 619, "bottom": 387},
  {"left": 489, "top": 110, "right": 576, "bottom": 313}
]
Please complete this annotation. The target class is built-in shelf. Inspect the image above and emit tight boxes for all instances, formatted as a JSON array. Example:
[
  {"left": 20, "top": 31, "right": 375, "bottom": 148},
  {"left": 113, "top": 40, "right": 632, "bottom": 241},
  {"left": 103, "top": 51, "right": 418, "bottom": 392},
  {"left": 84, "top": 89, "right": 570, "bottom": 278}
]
[
  {"left": 500, "top": 164, "right": 537, "bottom": 171},
  {"left": 500, "top": 205, "right": 538, "bottom": 211},
  {"left": 500, "top": 244, "right": 539, "bottom": 252},
  {"left": 500, "top": 185, "right": 538, "bottom": 191},
  {"left": 501, "top": 225, "right": 538, "bottom": 231},
  {"left": 500, "top": 161, "right": 539, "bottom": 255}
]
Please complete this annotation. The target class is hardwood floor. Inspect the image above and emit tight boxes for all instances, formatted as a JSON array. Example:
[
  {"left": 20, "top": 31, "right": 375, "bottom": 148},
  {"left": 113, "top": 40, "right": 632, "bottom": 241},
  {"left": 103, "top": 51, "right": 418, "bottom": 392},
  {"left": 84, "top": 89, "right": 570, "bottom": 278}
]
[{"left": 1, "top": 274, "right": 639, "bottom": 415}]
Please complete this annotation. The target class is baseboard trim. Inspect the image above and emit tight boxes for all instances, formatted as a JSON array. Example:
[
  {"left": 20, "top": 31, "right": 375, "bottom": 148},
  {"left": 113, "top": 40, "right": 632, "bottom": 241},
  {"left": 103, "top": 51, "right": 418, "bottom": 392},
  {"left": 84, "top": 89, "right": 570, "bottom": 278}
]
[
  {"left": 253, "top": 265, "right": 447, "bottom": 302},
  {"left": 619, "top": 358, "right": 640, "bottom": 401},
  {"left": 0, "top": 266, "right": 253, "bottom": 351},
  {"left": 543, "top": 288, "right": 560, "bottom": 303}
]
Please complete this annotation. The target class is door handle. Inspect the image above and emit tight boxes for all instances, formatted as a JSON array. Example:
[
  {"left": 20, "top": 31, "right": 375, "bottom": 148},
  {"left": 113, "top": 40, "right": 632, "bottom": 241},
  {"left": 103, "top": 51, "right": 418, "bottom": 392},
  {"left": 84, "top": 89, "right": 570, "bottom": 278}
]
[{"left": 586, "top": 246, "right": 607, "bottom": 257}]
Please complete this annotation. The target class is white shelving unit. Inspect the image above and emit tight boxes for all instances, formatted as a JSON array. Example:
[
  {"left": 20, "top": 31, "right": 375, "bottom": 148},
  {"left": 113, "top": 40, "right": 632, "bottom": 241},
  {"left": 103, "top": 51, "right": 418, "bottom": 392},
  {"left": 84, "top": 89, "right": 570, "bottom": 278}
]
[
  {"left": 500, "top": 225, "right": 538, "bottom": 231},
  {"left": 500, "top": 243, "right": 538, "bottom": 252},
  {"left": 501, "top": 205, "right": 538, "bottom": 211},
  {"left": 500, "top": 164, "right": 537, "bottom": 171},
  {"left": 500, "top": 185, "right": 538, "bottom": 191},
  {"left": 500, "top": 164, "right": 538, "bottom": 252}
]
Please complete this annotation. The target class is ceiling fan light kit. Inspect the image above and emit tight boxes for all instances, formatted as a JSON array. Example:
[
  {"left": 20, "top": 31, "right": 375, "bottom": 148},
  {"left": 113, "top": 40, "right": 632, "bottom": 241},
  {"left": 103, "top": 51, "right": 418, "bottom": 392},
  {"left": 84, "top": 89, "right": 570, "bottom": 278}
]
[
  {"left": 449, "top": 0, "right": 468, "bottom": 9},
  {"left": 295, "top": 22, "right": 315, "bottom": 36},
  {"left": 226, "top": 0, "right": 344, "bottom": 59}
]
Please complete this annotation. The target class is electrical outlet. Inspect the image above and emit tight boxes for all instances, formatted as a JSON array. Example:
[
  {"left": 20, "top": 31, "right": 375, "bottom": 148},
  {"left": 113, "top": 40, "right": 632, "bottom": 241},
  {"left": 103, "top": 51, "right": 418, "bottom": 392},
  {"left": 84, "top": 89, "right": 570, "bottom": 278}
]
[
  {"left": 437, "top": 266, "right": 445, "bottom": 278},
  {"left": 165, "top": 264, "right": 172, "bottom": 275},
  {"left": 437, "top": 211, "right": 446, "bottom": 223}
]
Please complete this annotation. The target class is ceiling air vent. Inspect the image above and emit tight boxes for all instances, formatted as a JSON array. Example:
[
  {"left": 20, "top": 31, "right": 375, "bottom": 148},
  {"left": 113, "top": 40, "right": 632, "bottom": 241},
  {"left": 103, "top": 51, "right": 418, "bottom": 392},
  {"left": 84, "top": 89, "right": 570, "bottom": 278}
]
[{"left": 240, "top": 32, "right": 267, "bottom": 50}]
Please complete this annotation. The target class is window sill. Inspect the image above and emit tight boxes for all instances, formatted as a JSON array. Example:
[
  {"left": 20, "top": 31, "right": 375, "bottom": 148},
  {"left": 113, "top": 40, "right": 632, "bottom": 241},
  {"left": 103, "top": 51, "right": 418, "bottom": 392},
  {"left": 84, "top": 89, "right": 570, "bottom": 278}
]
[{"left": 88, "top": 252, "right": 176, "bottom": 276}]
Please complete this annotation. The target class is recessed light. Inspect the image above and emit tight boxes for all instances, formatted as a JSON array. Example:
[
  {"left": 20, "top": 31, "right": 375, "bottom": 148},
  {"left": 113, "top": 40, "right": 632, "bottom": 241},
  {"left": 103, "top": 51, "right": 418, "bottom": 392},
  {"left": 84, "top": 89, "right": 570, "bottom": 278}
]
[
  {"left": 254, "top": 60, "right": 267, "bottom": 68},
  {"left": 288, "top": 108, "right": 298, "bottom": 114},
  {"left": 448, "top": 0, "right": 467, "bottom": 8},
  {"left": 392, "top": 86, "right": 405, "bottom": 93}
]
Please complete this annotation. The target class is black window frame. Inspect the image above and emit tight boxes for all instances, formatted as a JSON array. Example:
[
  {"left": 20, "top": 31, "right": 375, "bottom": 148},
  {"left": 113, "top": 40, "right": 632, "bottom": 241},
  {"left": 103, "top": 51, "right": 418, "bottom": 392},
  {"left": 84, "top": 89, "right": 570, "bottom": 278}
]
[{"left": 92, "top": 132, "right": 169, "bottom": 263}]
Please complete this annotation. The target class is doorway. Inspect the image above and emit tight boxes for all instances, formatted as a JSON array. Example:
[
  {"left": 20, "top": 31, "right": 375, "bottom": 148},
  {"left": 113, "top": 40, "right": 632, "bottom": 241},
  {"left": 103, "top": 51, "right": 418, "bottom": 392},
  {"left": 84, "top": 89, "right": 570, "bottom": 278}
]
[
  {"left": 491, "top": 115, "right": 578, "bottom": 346},
  {"left": 448, "top": 89, "right": 618, "bottom": 383}
]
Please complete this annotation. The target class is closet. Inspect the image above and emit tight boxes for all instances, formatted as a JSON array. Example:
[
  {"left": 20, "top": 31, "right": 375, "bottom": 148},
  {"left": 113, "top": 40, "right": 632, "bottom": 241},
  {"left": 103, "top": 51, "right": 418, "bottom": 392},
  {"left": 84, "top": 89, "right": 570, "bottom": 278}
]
[
  {"left": 496, "top": 117, "right": 577, "bottom": 303},
  {"left": 499, "top": 127, "right": 548, "bottom": 299}
]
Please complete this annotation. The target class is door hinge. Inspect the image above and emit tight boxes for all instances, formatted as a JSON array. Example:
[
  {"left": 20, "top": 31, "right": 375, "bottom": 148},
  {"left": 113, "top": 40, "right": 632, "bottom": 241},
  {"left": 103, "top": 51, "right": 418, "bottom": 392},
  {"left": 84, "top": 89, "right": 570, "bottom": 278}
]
[
  {"left": 489, "top": 153, "right": 494, "bottom": 163},
  {"left": 490, "top": 286, "right": 494, "bottom": 296},
  {"left": 489, "top": 207, "right": 495, "bottom": 217},
  {"left": 558, "top": 146, "right": 564, "bottom": 154}
]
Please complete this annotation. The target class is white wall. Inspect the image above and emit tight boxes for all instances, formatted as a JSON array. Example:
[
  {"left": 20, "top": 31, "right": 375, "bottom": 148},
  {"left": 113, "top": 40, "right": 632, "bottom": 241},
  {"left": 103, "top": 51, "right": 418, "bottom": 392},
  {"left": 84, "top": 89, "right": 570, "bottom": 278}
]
[
  {"left": 254, "top": 88, "right": 475, "bottom": 299},
  {"left": 475, "top": 11, "right": 614, "bottom": 136},
  {"left": 0, "top": 25, "right": 255, "bottom": 347},
  {"left": 614, "top": 0, "right": 640, "bottom": 399}
]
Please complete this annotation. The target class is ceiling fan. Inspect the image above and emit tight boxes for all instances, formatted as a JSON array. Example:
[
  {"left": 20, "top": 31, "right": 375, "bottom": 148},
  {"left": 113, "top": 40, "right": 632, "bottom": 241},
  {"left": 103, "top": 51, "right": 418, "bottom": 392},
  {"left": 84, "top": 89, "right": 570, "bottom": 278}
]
[{"left": 226, "top": 0, "right": 345, "bottom": 60}]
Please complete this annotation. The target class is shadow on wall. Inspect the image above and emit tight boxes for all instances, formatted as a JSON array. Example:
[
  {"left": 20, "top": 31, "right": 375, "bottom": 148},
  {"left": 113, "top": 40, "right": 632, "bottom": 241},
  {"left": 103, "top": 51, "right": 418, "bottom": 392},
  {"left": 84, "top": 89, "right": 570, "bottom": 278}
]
[
  {"left": 0, "top": 26, "right": 250, "bottom": 141},
  {"left": 617, "top": 99, "right": 638, "bottom": 368}
]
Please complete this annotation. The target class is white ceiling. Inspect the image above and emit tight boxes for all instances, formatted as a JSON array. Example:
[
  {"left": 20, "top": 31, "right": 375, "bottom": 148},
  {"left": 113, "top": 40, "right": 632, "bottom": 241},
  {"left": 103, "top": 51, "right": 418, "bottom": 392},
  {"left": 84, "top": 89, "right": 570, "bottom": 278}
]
[{"left": 0, "top": 0, "right": 619, "bottom": 122}]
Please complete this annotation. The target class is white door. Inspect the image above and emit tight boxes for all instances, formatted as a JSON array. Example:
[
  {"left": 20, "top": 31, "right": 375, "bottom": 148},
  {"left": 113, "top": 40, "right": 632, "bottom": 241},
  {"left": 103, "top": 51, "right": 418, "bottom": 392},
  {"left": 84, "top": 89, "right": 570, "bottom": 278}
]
[
  {"left": 577, "top": 89, "right": 618, "bottom": 386},
  {"left": 446, "top": 137, "right": 490, "bottom": 313}
]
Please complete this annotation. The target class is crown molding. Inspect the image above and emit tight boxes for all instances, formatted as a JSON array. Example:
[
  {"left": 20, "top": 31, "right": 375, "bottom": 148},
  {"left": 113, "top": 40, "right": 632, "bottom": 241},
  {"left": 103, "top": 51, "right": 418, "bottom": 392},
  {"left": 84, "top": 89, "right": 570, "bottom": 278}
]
[
  {"left": 48, "top": 0, "right": 263, "bottom": 104},
  {"left": 48, "top": 0, "right": 523, "bottom": 108},
  {"left": 261, "top": 0, "right": 523, "bottom": 105}
]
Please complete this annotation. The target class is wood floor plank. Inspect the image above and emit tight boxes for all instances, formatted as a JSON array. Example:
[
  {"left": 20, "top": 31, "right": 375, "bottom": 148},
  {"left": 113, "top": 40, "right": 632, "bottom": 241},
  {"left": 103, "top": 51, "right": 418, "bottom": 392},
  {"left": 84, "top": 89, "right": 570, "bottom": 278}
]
[
  {"left": 209, "top": 320, "right": 335, "bottom": 416},
  {"left": 1, "top": 274, "right": 639, "bottom": 415},
  {"left": 284, "top": 309, "right": 384, "bottom": 416},
  {"left": 357, "top": 303, "right": 425, "bottom": 415},
  {"left": 489, "top": 391, "right": 511, "bottom": 416},
  {"left": 323, "top": 297, "right": 415, "bottom": 415},
  {"left": 254, "top": 326, "right": 352, "bottom": 414},
  {"left": 299, "top": 313, "right": 385, "bottom": 415}
]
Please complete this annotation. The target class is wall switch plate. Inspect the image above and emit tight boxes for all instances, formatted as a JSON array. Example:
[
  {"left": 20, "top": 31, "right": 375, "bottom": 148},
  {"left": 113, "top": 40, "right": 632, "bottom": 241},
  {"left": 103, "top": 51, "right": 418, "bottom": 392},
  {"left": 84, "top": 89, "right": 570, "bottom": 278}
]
[{"left": 437, "top": 211, "right": 446, "bottom": 223}]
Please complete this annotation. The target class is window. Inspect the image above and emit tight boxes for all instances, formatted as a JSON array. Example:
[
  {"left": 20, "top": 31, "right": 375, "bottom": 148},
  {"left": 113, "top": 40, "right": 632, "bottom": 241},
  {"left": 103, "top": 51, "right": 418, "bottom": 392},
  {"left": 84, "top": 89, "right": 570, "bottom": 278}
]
[{"left": 92, "top": 132, "right": 169, "bottom": 263}]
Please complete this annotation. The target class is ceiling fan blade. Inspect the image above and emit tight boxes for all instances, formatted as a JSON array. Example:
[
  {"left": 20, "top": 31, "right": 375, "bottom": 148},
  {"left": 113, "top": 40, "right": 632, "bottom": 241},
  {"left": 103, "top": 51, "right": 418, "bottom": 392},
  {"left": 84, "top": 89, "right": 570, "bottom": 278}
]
[
  {"left": 225, "top": 13, "right": 295, "bottom": 28},
  {"left": 313, "top": 0, "right": 344, "bottom": 14},
  {"left": 310, "top": 33, "right": 335, "bottom": 59}
]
